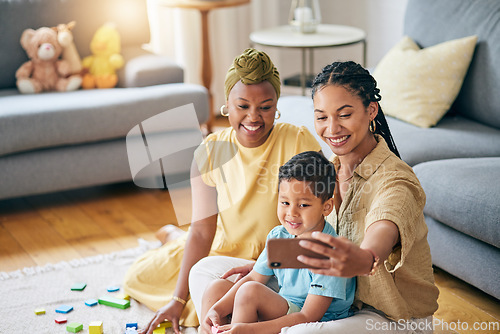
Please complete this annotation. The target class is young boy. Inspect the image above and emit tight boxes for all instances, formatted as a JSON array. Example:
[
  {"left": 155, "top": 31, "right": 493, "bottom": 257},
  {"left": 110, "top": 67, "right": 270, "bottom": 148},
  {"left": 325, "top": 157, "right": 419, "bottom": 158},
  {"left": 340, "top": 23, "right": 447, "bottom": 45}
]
[{"left": 201, "top": 151, "right": 355, "bottom": 334}]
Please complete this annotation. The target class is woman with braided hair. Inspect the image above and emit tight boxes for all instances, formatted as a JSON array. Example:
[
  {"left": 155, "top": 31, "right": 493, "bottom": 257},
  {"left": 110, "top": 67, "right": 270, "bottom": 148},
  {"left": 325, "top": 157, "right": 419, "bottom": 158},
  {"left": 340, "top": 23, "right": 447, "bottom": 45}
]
[
  {"left": 123, "top": 48, "right": 321, "bottom": 334},
  {"left": 285, "top": 61, "right": 439, "bottom": 333},
  {"left": 193, "top": 61, "right": 439, "bottom": 334}
]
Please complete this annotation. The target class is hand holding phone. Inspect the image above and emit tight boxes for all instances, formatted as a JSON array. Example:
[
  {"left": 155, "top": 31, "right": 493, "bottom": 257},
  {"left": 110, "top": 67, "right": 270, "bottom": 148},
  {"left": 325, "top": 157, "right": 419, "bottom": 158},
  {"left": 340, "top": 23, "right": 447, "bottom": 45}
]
[{"left": 266, "top": 238, "right": 330, "bottom": 269}]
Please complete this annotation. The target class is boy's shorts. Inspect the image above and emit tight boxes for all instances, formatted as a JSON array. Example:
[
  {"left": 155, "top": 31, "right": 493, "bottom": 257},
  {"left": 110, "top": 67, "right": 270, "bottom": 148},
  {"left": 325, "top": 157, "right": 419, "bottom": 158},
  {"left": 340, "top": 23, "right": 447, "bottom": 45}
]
[{"left": 286, "top": 300, "right": 301, "bottom": 315}]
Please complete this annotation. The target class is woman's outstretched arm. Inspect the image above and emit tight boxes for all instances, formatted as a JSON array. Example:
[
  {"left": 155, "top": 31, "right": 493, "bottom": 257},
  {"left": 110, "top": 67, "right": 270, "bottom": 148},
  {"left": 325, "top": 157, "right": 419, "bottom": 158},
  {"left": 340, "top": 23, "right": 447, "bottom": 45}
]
[
  {"left": 141, "top": 161, "right": 218, "bottom": 334},
  {"left": 297, "top": 220, "right": 399, "bottom": 277}
]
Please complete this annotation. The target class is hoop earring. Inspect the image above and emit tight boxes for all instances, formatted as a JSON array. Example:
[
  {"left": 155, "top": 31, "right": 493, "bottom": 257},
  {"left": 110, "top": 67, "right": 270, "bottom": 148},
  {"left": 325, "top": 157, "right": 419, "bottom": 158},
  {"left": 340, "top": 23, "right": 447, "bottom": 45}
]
[
  {"left": 275, "top": 110, "right": 281, "bottom": 120},
  {"left": 369, "top": 119, "right": 377, "bottom": 133},
  {"left": 220, "top": 105, "right": 229, "bottom": 117}
]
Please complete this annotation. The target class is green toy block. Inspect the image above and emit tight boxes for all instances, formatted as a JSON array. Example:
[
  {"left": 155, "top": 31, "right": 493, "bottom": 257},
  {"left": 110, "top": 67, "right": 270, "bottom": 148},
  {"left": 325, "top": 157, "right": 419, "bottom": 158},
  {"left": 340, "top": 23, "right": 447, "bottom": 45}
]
[
  {"left": 89, "top": 320, "right": 103, "bottom": 334},
  {"left": 98, "top": 295, "right": 130, "bottom": 309},
  {"left": 71, "top": 283, "right": 87, "bottom": 291},
  {"left": 66, "top": 322, "right": 83, "bottom": 333}
]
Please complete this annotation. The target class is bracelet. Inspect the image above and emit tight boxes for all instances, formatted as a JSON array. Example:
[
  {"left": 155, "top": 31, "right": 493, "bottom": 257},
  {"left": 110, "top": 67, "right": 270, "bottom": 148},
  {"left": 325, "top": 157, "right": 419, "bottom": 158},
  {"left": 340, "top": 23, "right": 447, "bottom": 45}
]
[
  {"left": 363, "top": 248, "right": 381, "bottom": 276},
  {"left": 172, "top": 296, "right": 187, "bottom": 305}
]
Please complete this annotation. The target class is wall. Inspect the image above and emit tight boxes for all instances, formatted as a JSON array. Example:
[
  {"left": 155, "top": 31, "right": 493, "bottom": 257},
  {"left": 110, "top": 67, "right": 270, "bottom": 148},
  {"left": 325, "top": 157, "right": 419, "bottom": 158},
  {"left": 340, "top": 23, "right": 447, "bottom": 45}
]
[
  {"left": 271, "top": 0, "right": 408, "bottom": 93},
  {"left": 146, "top": 0, "right": 408, "bottom": 114}
]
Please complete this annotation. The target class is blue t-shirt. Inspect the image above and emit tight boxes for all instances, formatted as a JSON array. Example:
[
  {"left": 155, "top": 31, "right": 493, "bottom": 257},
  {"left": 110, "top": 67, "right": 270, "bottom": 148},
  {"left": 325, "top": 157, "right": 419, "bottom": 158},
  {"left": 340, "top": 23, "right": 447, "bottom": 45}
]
[{"left": 253, "top": 223, "right": 355, "bottom": 321}]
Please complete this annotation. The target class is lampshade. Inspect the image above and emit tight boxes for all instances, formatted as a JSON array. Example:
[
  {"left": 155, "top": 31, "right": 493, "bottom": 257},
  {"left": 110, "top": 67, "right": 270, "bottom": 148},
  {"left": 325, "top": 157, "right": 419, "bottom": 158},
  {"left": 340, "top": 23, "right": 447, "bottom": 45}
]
[{"left": 289, "top": 0, "right": 321, "bottom": 34}]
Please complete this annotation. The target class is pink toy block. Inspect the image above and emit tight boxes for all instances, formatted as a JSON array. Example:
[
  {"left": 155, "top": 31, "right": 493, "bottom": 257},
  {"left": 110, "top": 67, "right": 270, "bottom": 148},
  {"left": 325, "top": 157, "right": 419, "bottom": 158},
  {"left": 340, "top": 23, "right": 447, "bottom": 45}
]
[{"left": 55, "top": 315, "right": 67, "bottom": 324}]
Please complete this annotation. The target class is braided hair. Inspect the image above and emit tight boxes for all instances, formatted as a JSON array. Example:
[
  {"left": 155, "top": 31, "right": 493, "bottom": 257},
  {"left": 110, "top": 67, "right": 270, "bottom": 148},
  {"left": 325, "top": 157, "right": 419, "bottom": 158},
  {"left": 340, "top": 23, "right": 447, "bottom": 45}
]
[{"left": 311, "top": 61, "right": 400, "bottom": 158}]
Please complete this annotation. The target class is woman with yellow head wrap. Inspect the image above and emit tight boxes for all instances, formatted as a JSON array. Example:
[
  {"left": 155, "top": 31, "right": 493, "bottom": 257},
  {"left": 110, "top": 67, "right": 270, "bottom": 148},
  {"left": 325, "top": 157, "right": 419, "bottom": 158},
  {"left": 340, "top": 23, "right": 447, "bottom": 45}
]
[
  {"left": 123, "top": 48, "right": 321, "bottom": 334},
  {"left": 224, "top": 48, "right": 281, "bottom": 100}
]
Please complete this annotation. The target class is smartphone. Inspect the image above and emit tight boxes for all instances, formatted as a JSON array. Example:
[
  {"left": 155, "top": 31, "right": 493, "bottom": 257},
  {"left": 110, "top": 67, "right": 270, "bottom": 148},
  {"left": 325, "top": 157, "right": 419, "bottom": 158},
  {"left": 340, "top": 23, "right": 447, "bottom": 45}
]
[{"left": 266, "top": 238, "right": 330, "bottom": 269}]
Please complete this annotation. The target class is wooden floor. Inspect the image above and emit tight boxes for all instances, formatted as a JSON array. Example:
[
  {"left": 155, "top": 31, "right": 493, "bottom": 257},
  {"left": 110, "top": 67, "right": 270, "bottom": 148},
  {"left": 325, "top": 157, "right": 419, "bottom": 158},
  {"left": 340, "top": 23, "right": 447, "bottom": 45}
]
[{"left": 0, "top": 181, "right": 499, "bottom": 333}]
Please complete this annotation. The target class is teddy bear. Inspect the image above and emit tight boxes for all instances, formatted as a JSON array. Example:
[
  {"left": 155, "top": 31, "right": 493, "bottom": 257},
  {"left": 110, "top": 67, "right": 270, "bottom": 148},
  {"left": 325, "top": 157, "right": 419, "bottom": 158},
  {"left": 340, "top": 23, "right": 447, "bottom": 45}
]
[
  {"left": 82, "top": 23, "right": 124, "bottom": 89},
  {"left": 15, "top": 27, "right": 82, "bottom": 94}
]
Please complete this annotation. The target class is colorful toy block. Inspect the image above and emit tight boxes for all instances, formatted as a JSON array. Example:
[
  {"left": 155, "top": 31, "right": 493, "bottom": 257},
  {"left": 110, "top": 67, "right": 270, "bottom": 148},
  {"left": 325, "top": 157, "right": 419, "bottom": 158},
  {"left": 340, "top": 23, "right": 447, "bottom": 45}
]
[
  {"left": 55, "top": 305, "right": 73, "bottom": 313},
  {"left": 34, "top": 308, "right": 45, "bottom": 315},
  {"left": 107, "top": 285, "right": 120, "bottom": 292},
  {"left": 89, "top": 320, "right": 103, "bottom": 334},
  {"left": 126, "top": 322, "right": 138, "bottom": 329},
  {"left": 152, "top": 322, "right": 172, "bottom": 334},
  {"left": 71, "top": 283, "right": 87, "bottom": 291},
  {"left": 85, "top": 299, "right": 98, "bottom": 307},
  {"left": 98, "top": 295, "right": 130, "bottom": 309},
  {"left": 116, "top": 292, "right": 130, "bottom": 300},
  {"left": 66, "top": 322, "right": 83, "bottom": 333},
  {"left": 54, "top": 315, "right": 67, "bottom": 324},
  {"left": 125, "top": 328, "right": 138, "bottom": 334}
]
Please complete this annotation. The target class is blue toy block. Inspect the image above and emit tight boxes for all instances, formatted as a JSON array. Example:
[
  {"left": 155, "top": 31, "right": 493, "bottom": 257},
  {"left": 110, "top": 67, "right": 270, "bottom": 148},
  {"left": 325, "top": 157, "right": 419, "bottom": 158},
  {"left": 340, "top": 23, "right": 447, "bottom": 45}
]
[
  {"left": 107, "top": 285, "right": 120, "bottom": 292},
  {"left": 126, "top": 322, "right": 138, "bottom": 329},
  {"left": 125, "top": 328, "right": 138, "bottom": 334},
  {"left": 55, "top": 305, "right": 73, "bottom": 313},
  {"left": 85, "top": 299, "right": 98, "bottom": 307}
]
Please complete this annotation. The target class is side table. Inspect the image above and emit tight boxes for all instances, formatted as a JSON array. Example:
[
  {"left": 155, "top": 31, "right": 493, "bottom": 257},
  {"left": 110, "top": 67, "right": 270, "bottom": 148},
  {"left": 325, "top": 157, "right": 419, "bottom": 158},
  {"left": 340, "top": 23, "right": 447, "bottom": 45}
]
[
  {"left": 155, "top": 0, "right": 250, "bottom": 133},
  {"left": 250, "top": 24, "right": 366, "bottom": 96}
]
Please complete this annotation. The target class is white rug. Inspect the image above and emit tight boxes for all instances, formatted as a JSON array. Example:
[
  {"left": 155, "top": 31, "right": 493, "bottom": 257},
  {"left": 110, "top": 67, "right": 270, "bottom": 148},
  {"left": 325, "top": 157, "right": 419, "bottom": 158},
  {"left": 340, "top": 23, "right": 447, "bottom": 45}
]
[{"left": 0, "top": 239, "right": 198, "bottom": 334}]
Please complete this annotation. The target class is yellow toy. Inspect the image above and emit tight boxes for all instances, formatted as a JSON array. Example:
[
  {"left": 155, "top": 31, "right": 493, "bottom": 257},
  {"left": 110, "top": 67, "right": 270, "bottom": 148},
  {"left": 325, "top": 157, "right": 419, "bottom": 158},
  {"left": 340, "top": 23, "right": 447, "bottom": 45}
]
[{"left": 82, "top": 23, "right": 124, "bottom": 89}]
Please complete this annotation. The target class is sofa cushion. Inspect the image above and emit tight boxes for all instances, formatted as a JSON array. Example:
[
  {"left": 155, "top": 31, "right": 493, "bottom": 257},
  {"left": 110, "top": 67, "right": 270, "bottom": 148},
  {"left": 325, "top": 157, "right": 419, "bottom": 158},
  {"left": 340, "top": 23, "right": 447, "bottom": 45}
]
[
  {"left": 0, "top": 83, "right": 209, "bottom": 157},
  {"left": 0, "top": 0, "right": 150, "bottom": 90},
  {"left": 414, "top": 158, "right": 500, "bottom": 248},
  {"left": 425, "top": 216, "right": 500, "bottom": 299},
  {"left": 387, "top": 115, "right": 500, "bottom": 166},
  {"left": 404, "top": 0, "right": 500, "bottom": 129},
  {"left": 374, "top": 35, "right": 477, "bottom": 128}
]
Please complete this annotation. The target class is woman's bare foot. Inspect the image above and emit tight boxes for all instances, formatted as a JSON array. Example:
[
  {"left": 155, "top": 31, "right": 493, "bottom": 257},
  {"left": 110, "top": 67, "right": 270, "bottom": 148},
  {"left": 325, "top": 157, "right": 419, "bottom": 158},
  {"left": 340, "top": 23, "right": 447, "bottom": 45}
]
[{"left": 155, "top": 224, "right": 187, "bottom": 245}]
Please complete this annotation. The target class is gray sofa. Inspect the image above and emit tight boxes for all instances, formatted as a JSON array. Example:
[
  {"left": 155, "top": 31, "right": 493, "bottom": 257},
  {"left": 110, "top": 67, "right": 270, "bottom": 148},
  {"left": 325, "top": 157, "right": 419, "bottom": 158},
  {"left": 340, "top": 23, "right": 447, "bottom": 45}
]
[
  {"left": 0, "top": 0, "right": 209, "bottom": 200},
  {"left": 278, "top": 0, "right": 500, "bottom": 300}
]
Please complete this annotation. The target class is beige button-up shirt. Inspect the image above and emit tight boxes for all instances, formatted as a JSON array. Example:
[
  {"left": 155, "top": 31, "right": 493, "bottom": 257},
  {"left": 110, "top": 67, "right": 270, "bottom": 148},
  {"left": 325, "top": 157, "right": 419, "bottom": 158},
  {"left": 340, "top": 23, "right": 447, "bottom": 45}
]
[{"left": 327, "top": 135, "right": 439, "bottom": 320}]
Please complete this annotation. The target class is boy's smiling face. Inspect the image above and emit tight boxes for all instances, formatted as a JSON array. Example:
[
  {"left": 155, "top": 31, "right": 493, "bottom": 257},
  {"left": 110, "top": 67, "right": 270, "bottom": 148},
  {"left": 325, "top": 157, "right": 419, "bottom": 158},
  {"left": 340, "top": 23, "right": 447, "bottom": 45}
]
[{"left": 277, "top": 179, "right": 334, "bottom": 238}]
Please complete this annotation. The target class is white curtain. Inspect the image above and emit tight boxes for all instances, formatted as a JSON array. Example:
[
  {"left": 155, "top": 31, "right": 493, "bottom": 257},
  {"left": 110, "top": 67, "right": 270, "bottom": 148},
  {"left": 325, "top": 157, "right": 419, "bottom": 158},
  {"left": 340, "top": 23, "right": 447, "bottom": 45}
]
[{"left": 146, "top": 0, "right": 282, "bottom": 116}]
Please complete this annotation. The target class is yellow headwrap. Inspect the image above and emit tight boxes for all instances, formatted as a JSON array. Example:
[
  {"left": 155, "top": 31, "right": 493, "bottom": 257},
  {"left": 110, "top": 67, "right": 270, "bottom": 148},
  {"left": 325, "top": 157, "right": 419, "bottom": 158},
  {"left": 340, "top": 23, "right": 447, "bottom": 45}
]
[{"left": 224, "top": 48, "right": 281, "bottom": 100}]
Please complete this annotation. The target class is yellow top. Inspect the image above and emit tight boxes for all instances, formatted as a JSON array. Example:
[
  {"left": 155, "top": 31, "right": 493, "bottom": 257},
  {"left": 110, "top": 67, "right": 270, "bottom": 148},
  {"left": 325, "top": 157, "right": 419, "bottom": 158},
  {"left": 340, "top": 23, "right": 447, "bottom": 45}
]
[
  {"left": 327, "top": 135, "right": 439, "bottom": 320},
  {"left": 123, "top": 122, "right": 321, "bottom": 326},
  {"left": 195, "top": 122, "right": 321, "bottom": 259}
]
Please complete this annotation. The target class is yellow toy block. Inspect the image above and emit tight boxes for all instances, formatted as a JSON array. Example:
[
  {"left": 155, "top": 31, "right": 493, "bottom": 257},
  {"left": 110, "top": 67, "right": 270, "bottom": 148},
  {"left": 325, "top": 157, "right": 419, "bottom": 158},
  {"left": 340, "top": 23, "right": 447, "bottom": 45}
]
[
  {"left": 152, "top": 321, "right": 172, "bottom": 334},
  {"left": 89, "top": 320, "right": 103, "bottom": 334},
  {"left": 116, "top": 292, "right": 130, "bottom": 300},
  {"left": 34, "top": 308, "right": 45, "bottom": 315}
]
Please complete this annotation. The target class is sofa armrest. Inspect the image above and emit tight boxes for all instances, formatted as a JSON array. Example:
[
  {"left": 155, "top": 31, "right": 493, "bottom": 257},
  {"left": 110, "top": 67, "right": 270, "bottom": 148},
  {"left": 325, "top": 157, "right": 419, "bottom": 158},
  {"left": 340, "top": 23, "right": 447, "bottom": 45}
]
[{"left": 118, "top": 46, "right": 184, "bottom": 88}]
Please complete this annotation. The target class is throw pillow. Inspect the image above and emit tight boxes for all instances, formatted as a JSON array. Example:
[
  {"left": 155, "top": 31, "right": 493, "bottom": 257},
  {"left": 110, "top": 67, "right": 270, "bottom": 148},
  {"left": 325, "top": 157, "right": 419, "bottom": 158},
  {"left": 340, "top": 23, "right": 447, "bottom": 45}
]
[{"left": 373, "top": 35, "right": 477, "bottom": 128}]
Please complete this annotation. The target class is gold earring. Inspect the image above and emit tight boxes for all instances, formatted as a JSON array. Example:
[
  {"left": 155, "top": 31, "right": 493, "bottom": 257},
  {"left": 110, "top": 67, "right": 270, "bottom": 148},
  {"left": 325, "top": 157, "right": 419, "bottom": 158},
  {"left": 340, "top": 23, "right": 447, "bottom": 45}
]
[
  {"left": 220, "top": 105, "right": 229, "bottom": 117},
  {"left": 275, "top": 110, "right": 281, "bottom": 120},
  {"left": 369, "top": 120, "right": 376, "bottom": 133}
]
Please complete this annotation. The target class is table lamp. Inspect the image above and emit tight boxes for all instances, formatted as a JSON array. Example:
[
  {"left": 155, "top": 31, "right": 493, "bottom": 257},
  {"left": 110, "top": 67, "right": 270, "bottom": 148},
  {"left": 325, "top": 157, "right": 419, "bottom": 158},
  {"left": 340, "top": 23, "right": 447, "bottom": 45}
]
[{"left": 289, "top": 0, "right": 321, "bottom": 34}]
